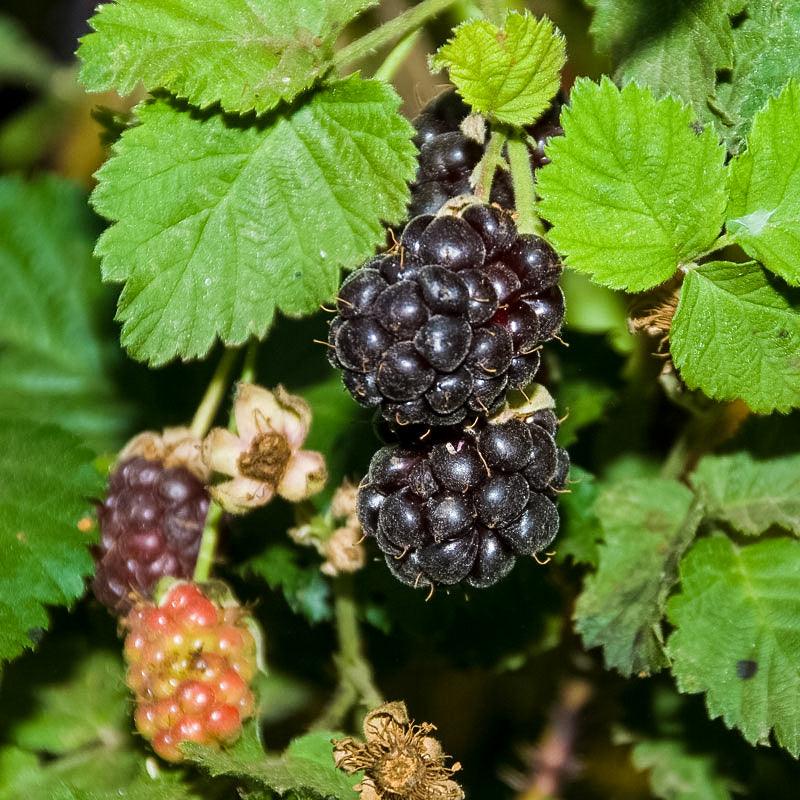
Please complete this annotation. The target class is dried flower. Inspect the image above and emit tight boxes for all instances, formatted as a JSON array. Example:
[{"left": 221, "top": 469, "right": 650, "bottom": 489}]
[
  {"left": 333, "top": 701, "right": 464, "bottom": 800},
  {"left": 118, "top": 426, "right": 209, "bottom": 481},
  {"left": 330, "top": 479, "right": 359, "bottom": 522},
  {"left": 321, "top": 525, "right": 366, "bottom": 576},
  {"left": 202, "top": 383, "right": 327, "bottom": 514}
]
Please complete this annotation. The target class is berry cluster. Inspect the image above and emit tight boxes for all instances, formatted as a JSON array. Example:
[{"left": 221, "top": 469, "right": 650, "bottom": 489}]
[
  {"left": 409, "top": 90, "right": 563, "bottom": 218},
  {"left": 93, "top": 457, "right": 210, "bottom": 614},
  {"left": 328, "top": 203, "right": 564, "bottom": 429},
  {"left": 358, "top": 411, "right": 568, "bottom": 589},
  {"left": 124, "top": 583, "right": 257, "bottom": 762}
]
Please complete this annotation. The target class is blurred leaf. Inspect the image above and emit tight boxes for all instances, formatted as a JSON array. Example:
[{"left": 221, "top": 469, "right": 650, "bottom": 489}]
[
  {"left": 252, "top": 671, "right": 314, "bottom": 724},
  {"left": 4, "top": 649, "right": 128, "bottom": 754},
  {"left": 187, "top": 725, "right": 359, "bottom": 798},
  {"left": 691, "top": 452, "right": 800, "bottom": 536},
  {"left": 670, "top": 261, "right": 800, "bottom": 413},
  {"left": 668, "top": 534, "right": 800, "bottom": 756},
  {"left": 432, "top": 11, "right": 566, "bottom": 126},
  {"left": 557, "top": 380, "right": 615, "bottom": 447},
  {"left": 575, "top": 478, "right": 701, "bottom": 676},
  {"left": 555, "top": 466, "right": 601, "bottom": 566},
  {"left": 631, "top": 739, "right": 734, "bottom": 800},
  {"left": 586, "top": 0, "right": 735, "bottom": 126},
  {"left": 0, "top": 422, "right": 103, "bottom": 663},
  {"left": 0, "top": 14, "right": 52, "bottom": 86},
  {"left": 244, "top": 544, "right": 331, "bottom": 624},
  {"left": 0, "top": 176, "right": 131, "bottom": 450},
  {"left": 91, "top": 78, "right": 416, "bottom": 365},
  {"left": 79, "top": 0, "right": 377, "bottom": 114},
  {"left": 538, "top": 78, "right": 727, "bottom": 292},
  {"left": 716, "top": 0, "right": 800, "bottom": 150},
  {"left": 727, "top": 81, "right": 800, "bottom": 285}
]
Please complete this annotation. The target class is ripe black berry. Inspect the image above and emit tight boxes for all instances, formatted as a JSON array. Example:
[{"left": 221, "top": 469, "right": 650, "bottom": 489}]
[
  {"left": 93, "top": 458, "right": 209, "bottom": 614},
  {"left": 329, "top": 205, "right": 564, "bottom": 429},
  {"left": 358, "top": 414, "right": 568, "bottom": 590},
  {"left": 408, "top": 90, "right": 564, "bottom": 218}
]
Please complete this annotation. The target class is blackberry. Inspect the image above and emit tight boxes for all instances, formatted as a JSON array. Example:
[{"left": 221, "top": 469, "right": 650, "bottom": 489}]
[
  {"left": 124, "top": 582, "right": 257, "bottom": 762},
  {"left": 93, "top": 457, "right": 210, "bottom": 614},
  {"left": 328, "top": 204, "right": 564, "bottom": 429},
  {"left": 358, "top": 412, "right": 569, "bottom": 590},
  {"left": 408, "top": 90, "right": 564, "bottom": 217}
]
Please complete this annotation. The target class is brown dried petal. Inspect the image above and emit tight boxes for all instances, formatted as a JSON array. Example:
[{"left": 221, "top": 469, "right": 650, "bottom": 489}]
[
  {"left": 118, "top": 427, "right": 209, "bottom": 481},
  {"left": 364, "top": 701, "right": 410, "bottom": 740}
]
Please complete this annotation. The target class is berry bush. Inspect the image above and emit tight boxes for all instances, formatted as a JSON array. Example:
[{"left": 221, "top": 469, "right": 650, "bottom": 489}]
[{"left": 1, "top": 1, "right": 800, "bottom": 799}]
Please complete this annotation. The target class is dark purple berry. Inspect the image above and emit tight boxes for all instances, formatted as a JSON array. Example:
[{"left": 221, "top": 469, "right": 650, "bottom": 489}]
[
  {"left": 461, "top": 204, "right": 517, "bottom": 260},
  {"left": 416, "top": 266, "right": 470, "bottom": 315},
  {"left": 378, "top": 488, "right": 427, "bottom": 549},
  {"left": 334, "top": 317, "right": 392, "bottom": 372},
  {"left": 418, "top": 216, "right": 486, "bottom": 270},
  {"left": 400, "top": 215, "right": 434, "bottom": 259},
  {"left": 459, "top": 269, "right": 499, "bottom": 325},
  {"left": 521, "top": 425, "right": 559, "bottom": 489},
  {"left": 357, "top": 485, "right": 385, "bottom": 536},
  {"left": 523, "top": 287, "right": 565, "bottom": 340},
  {"left": 377, "top": 342, "right": 436, "bottom": 401},
  {"left": 466, "top": 530, "right": 516, "bottom": 588},
  {"left": 426, "top": 493, "right": 474, "bottom": 541},
  {"left": 469, "top": 374, "right": 508, "bottom": 413},
  {"left": 505, "top": 235, "right": 562, "bottom": 295},
  {"left": 474, "top": 472, "right": 530, "bottom": 528},
  {"left": 507, "top": 351, "right": 541, "bottom": 388},
  {"left": 478, "top": 419, "right": 534, "bottom": 471},
  {"left": 368, "top": 447, "right": 420, "bottom": 490},
  {"left": 93, "top": 458, "right": 209, "bottom": 615},
  {"left": 425, "top": 368, "right": 474, "bottom": 415},
  {"left": 467, "top": 326, "right": 513, "bottom": 377},
  {"left": 375, "top": 282, "right": 428, "bottom": 338},
  {"left": 417, "top": 533, "right": 479, "bottom": 584},
  {"left": 418, "top": 132, "right": 483, "bottom": 181},
  {"left": 492, "top": 302, "right": 540, "bottom": 352},
  {"left": 385, "top": 551, "right": 431, "bottom": 588},
  {"left": 430, "top": 441, "right": 484, "bottom": 492},
  {"left": 498, "top": 494, "right": 559, "bottom": 555},
  {"left": 342, "top": 370, "right": 382, "bottom": 407},
  {"left": 337, "top": 269, "right": 387, "bottom": 318},
  {"left": 414, "top": 315, "right": 472, "bottom": 372}
]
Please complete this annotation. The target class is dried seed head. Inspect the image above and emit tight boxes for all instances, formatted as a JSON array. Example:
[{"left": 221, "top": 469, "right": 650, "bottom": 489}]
[{"left": 334, "top": 701, "right": 464, "bottom": 800}]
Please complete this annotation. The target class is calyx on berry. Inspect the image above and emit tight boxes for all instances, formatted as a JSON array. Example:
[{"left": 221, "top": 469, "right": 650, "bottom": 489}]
[{"left": 202, "top": 383, "right": 327, "bottom": 514}]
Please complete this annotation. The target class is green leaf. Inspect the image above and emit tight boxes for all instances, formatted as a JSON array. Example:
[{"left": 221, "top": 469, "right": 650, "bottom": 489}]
[
  {"left": 631, "top": 739, "right": 734, "bottom": 800},
  {"left": 0, "top": 176, "right": 131, "bottom": 451},
  {"left": 245, "top": 544, "right": 331, "bottom": 624},
  {"left": 0, "top": 422, "right": 103, "bottom": 663},
  {"left": 431, "top": 11, "right": 565, "bottom": 126},
  {"left": 537, "top": 78, "right": 728, "bottom": 292},
  {"left": 716, "top": 0, "right": 800, "bottom": 149},
  {"left": 4, "top": 649, "right": 128, "bottom": 754},
  {"left": 554, "top": 466, "right": 601, "bottom": 566},
  {"left": 91, "top": 77, "right": 416, "bottom": 365},
  {"left": 574, "top": 478, "right": 701, "bottom": 676},
  {"left": 78, "top": 0, "right": 377, "bottom": 114},
  {"left": 670, "top": 261, "right": 800, "bottom": 413},
  {"left": 586, "top": 0, "right": 736, "bottom": 126},
  {"left": 667, "top": 534, "right": 800, "bottom": 756},
  {"left": 727, "top": 81, "right": 800, "bottom": 284},
  {"left": 187, "top": 725, "right": 359, "bottom": 798},
  {"left": 691, "top": 452, "right": 800, "bottom": 537}
]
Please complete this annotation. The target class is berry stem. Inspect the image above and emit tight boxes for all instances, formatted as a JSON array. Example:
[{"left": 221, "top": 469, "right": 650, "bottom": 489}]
[
  {"left": 373, "top": 29, "right": 422, "bottom": 83},
  {"left": 312, "top": 575, "right": 382, "bottom": 730},
  {"left": 193, "top": 501, "right": 223, "bottom": 582},
  {"left": 508, "top": 135, "right": 545, "bottom": 236},
  {"left": 333, "top": 0, "right": 460, "bottom": 70},
  {"left": 190, "top": 348, "right": 240, "bottom": 439},
  {"left": 239, "top": 338, "right": 260, "bottom": 385},
  {"left": 473, "top": 129, "right": 507, "bottom": 202}
]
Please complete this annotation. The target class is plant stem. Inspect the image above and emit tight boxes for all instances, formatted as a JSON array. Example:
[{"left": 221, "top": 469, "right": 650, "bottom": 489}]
[
  {"left": 311, "top": 575, "right": 382, "bottom": 730},
  {"left": 508, "top": 136, "right": 545, "bottom": 235},
  {"left": 373, "top": 29, "right": 422, "bottom": 82},
  {"left": 193, "top": 501, "right": 223, "bottom": 582},
  {"left": 239, "top": 338, "right": 260, "bottom": 385},
  {"left": 189, "top": 348, "right": 240, "bottom": 439},
  {"left": 333, "top": 0, "right": 461, "bottom": 70},
  {"left": 473, "top": 129, "right": 507, "bottom": 202}
]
